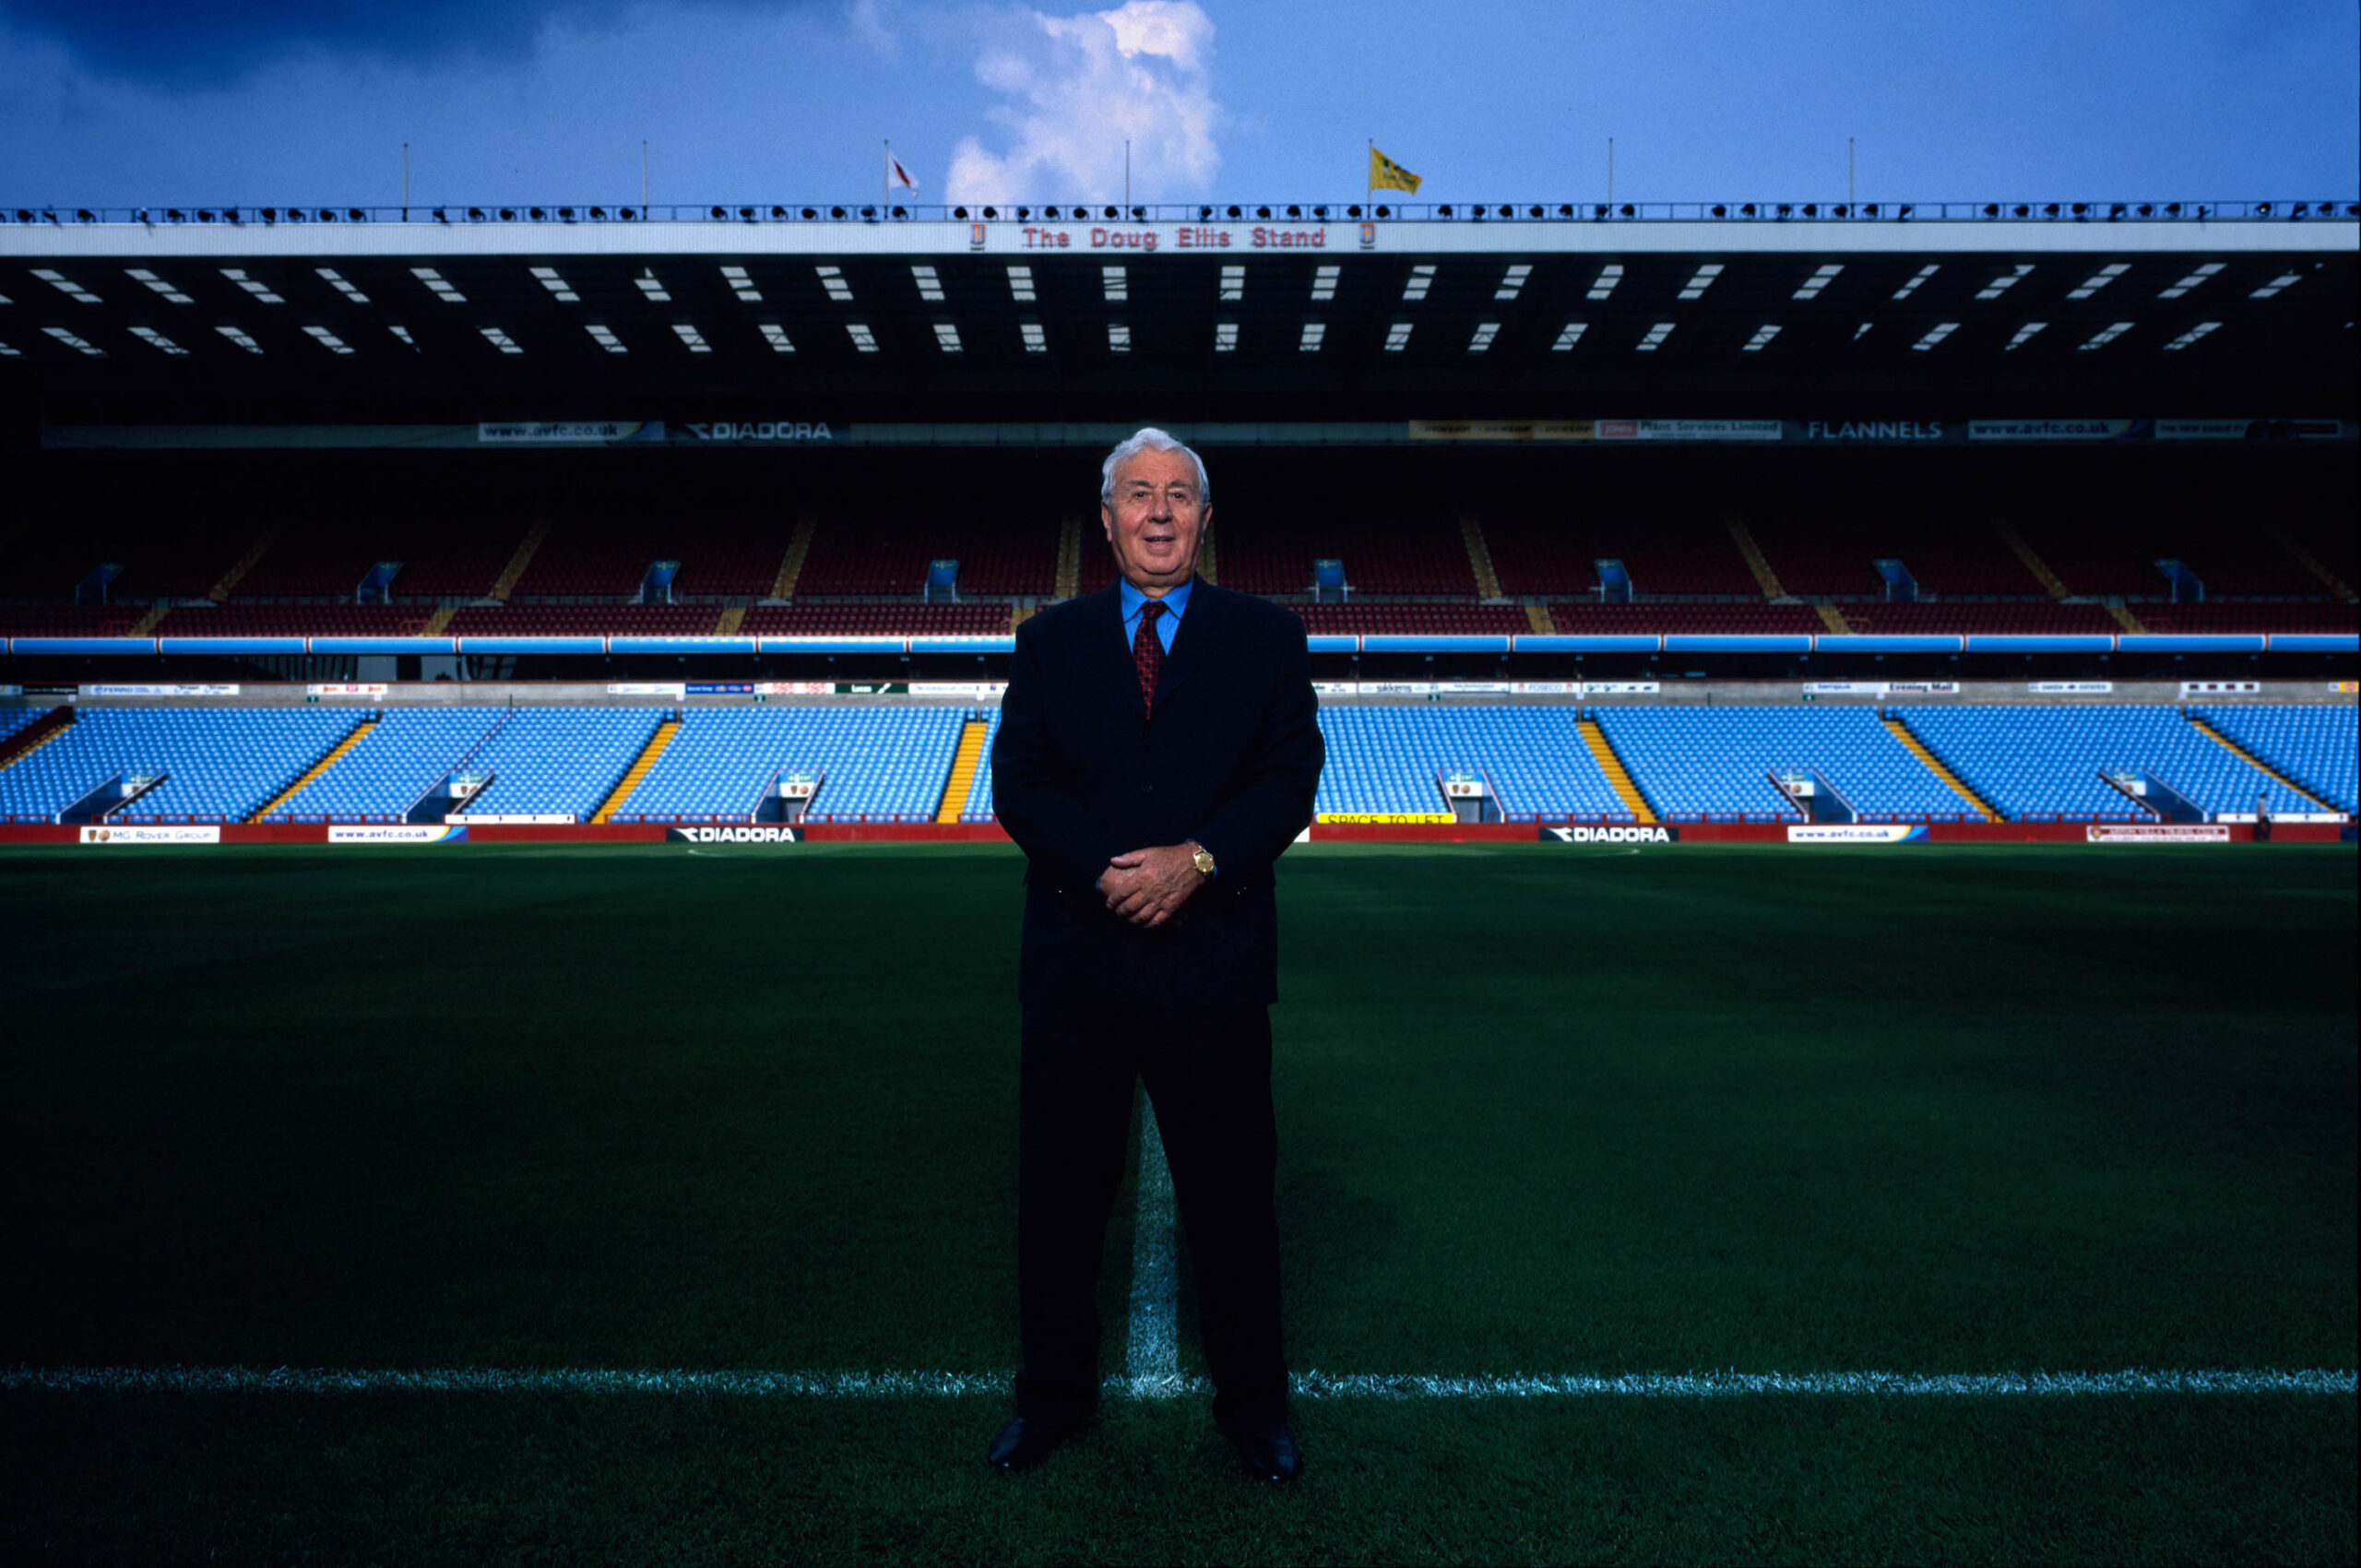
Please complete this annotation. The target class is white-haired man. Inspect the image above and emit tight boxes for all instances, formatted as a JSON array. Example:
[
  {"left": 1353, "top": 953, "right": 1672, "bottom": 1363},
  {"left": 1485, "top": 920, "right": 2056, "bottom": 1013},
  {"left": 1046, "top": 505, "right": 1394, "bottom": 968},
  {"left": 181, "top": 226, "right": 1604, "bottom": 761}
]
[{"left": 987, "top": 428, "right": 1324, "bottom": 1482}]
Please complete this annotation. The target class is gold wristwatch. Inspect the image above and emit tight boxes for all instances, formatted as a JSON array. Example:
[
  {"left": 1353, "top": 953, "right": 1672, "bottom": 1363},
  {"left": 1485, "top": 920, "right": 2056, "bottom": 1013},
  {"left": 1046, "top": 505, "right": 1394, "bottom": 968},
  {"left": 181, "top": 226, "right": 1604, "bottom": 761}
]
[{"left": 1187, "top": 840, "right": 1216, "bottom": 877}]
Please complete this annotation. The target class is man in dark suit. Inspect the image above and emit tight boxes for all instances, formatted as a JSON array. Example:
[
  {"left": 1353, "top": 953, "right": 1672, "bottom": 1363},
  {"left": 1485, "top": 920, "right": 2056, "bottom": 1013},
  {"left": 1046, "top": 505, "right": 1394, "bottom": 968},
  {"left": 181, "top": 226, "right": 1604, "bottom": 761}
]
[{"left": 986, "top": 428, "right": 1324, "bottom": 1483}]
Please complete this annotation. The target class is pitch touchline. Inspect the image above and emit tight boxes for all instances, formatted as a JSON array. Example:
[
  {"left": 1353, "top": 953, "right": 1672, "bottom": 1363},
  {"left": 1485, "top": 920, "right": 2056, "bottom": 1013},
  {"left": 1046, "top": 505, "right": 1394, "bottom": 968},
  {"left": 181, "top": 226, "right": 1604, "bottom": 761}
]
[
  {"left": 12, "top": 1102, "right": 2352, "bottom": 1406},
  {"left": 2, "top": 1367, "right": 2351, "bottom": 1398}
]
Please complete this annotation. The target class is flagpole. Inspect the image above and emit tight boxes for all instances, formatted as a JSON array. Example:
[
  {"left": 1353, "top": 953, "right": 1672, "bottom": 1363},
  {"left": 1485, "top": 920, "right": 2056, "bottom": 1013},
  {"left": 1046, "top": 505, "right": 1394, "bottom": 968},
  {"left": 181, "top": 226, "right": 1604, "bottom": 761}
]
[{"left": 884, "top": 139, "right": 889, "bottom": 214}]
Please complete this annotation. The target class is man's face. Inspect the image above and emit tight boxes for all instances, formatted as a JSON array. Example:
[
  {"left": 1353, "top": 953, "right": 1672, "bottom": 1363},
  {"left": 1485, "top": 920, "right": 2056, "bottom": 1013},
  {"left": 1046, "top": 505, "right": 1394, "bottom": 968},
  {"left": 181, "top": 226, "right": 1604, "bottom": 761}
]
[{"left": 1100, "top": 446, "right": 1207, "bottom": 597}]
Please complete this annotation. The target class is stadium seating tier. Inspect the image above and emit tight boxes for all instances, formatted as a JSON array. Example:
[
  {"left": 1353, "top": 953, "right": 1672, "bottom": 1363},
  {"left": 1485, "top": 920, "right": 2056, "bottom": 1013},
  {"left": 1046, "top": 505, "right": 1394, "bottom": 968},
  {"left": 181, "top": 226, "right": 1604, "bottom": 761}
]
[
  {"left": 155, "top": 604, "right": 436, "bottom": 636},
  {"left": 1838, "top": 602, "right": 2121, "bottom": 635},
  {"left": 263, "top": 707, "right": 506, "bottom": 821},
  {"left": 613, "top": 706, "right": 968, "bottom": 823},
  {"left": 0, "top": 605, "right": 145, "bottom": 637},
  {"left": 452, "top": 708, "right": 663, "bottom": 820},
  {"left": 8, "top": 701, "right": 2351, "bottom": 829},
  {"left": 447, "top": 605, "right": 726, "bottom": 636},
  {"left": 1545, "top": 602, "right": 1825, "bottom": 635},
  {"left": 1294, "top": 604, "right": 1527, "bottom": 636},
  {"left": 2192, "top": 704, "right": 2359, "bottom": 814},
  {"left": 1896, "top": 705, "right": 2289, "bottom": 822},
  {"left": 1315, "top": 707, "right": 1631, "bottom": 821},
  {"left": 0, "top": 707, "right": 356, "bottom": 823},
  {"left": 740, "top": 603, "right": 1013, "bottom": 636},
  {"left": 1592, "top": 707, "right": 1980, "bottom": 823}
]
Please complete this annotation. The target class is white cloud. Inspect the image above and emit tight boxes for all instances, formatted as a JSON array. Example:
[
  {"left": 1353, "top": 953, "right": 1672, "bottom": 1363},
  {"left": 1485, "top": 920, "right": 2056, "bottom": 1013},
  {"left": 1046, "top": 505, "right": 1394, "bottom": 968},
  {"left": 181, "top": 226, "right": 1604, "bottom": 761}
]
[
  {"left": 845, "top": 0, "right": 899, "bottom": 59},
  {"left": 945, "top": 1, "right": 1218, "bottom": 205}
]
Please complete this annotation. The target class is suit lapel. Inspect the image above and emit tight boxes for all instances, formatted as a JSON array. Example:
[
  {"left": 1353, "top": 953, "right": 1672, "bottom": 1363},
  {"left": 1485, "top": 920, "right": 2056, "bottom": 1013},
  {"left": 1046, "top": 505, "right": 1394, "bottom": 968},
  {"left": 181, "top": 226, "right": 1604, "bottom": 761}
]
[
  {"left": 1155, "top": 576, "right": 1220, "bottom": 708},
  {"left": 1088, "top": 584, "right": 1145, "bottom": 715}
]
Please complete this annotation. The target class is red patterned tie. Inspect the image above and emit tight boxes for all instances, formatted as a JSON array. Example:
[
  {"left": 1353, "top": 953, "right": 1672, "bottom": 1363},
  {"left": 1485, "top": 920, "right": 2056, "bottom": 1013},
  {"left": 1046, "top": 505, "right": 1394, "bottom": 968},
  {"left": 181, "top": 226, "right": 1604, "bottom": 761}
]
[{"left": 1133, "top": 600, "right": 1166, "bottom": 717}]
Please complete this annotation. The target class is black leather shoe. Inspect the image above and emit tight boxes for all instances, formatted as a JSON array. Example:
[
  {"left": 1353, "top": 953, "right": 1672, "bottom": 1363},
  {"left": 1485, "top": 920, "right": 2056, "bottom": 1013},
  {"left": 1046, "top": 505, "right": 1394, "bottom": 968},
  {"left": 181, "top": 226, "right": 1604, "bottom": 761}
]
[
  {"left": 985, "top": 1415, "right": 1073, "bottom": 1471},
  {"left": 1227, "top": 1420, "right": 1304, "bottom": 1484}
]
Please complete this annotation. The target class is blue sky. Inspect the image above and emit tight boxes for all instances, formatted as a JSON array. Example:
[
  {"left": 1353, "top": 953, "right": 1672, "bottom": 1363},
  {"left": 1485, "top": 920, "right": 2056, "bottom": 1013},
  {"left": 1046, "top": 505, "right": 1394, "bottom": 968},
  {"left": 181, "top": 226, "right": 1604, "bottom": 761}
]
[{"left": 0, "top": 1, "right": 2353, "bottom": 209}]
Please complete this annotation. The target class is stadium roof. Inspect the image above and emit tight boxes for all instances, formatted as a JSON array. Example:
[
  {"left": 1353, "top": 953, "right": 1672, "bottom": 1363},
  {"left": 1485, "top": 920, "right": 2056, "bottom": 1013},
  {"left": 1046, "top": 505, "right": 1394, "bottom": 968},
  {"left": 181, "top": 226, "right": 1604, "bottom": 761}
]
[{"left": 4, "top": 204, "right": 2354, "bottom": 425}]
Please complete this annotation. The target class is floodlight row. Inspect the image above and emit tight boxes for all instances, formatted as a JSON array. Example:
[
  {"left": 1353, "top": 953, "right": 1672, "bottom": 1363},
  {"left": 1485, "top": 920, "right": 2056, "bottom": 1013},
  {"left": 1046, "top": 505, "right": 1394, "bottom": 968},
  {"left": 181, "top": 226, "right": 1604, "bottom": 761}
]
[
  {"left": 4, "top": 312, "right": 2236, "bottom": 363},
  {"left": 2, "top": 198, "right": 2355, "bottom": 228}
]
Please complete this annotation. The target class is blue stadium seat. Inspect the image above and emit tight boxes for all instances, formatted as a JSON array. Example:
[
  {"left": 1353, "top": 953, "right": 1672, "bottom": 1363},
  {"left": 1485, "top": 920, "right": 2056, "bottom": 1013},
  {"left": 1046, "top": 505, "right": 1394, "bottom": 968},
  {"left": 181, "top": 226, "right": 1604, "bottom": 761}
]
[
  {"left": 2191, "top": 704, "right": 2358, "bottom": 814},
  {"left": 1314, "top": 707, "right": 1631, "bottom": 821},
  {"left": 1592, "top": 707, "right": 1967, "bottom": 823},
  {"left": 614, "top": 706, "right": 967, "bottom": 824},
  {"left": 0, "top": 706, "right": 352, "bottom": 823},
  {"left": 963, "top": 707, "right": 1006, "bottom": 822},
  {"left": 1898, "top": 704, "right": 2291, "bottom": 822},
  {"left": 266, "top": 707, "right": 505, "bottom": 822},
  {"left": 453, "top": 708, "right": 662, "bottom": 822}
]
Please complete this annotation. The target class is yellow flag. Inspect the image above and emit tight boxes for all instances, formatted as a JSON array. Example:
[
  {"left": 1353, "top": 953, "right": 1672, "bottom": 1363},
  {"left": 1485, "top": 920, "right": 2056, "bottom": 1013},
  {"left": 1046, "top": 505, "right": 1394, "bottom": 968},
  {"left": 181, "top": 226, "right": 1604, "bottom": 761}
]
[{"left": 1369, "top": 146, "right": 1422, "bottom": 195}]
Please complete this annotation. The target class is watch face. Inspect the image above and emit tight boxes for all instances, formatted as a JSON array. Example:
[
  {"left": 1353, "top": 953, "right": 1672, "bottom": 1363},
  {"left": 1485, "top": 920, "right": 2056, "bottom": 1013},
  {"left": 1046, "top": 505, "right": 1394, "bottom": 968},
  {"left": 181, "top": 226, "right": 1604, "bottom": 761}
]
[{"left": 1193, "top": 849, "right": 1216, "bottom": 873}]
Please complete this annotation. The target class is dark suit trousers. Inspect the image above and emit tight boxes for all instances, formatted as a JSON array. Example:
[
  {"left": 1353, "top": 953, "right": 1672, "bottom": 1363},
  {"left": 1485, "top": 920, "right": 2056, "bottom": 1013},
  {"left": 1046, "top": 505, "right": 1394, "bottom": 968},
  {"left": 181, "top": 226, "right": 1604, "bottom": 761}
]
[{"left": 1015, "top": 1003, "right": 1287, "bottom": 1432}]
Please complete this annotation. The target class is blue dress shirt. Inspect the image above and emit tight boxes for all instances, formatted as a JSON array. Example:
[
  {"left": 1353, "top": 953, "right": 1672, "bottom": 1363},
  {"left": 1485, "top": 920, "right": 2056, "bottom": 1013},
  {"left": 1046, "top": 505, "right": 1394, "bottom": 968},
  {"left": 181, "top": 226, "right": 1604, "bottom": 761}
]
[{"left": 1120, "top": 576, "right": 1192, "bottom": 655}]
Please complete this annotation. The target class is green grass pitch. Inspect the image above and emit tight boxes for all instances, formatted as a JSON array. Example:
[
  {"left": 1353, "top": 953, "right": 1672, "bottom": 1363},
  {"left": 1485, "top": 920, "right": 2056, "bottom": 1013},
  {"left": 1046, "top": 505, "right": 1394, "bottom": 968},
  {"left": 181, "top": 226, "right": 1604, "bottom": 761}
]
[{"left": 2, "top": 841, "right": 2354, "bottom": 1563}]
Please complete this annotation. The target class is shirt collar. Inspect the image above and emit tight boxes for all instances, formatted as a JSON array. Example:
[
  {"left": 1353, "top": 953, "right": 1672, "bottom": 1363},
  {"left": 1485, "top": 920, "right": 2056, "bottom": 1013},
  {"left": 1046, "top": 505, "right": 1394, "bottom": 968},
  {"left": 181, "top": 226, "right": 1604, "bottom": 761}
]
[{"left": 1120, "top": 575, "right": 1194, "bottom": 624}]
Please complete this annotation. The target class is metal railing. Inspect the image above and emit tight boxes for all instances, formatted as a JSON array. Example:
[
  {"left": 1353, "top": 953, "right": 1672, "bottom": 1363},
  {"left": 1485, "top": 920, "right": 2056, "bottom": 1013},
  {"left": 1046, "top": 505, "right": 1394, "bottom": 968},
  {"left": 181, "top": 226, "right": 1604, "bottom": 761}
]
[{"left": 4, "top": 197, "right": 2355, "bottom": 229}]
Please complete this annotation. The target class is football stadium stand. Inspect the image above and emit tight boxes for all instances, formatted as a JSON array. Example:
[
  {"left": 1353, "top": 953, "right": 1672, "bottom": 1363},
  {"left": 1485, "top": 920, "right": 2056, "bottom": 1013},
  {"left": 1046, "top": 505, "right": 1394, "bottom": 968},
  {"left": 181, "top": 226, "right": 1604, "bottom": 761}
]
[
  {"left": 1475, "top": 516, "right": 1620, "bottom": 599},
  {"left": 6, "top": 444, "right": 2354, "bottom": 647},
  {"left": 1295, "top": 604, "right": 1529, "bottom": 636},
  {"left": 446, "top": 605, "right": 727, "bottom": 636},
  {"left": 793, "top": 513, "right": 1057, "bottom": 598},
  {"left": 0, "top": 605, "right": 145, "bottom": 636},
  {"left": 1315, "top": 707, "right": 1631, "bottom": 822},
  {"left": 102, "top": 519, "right": 260, "bottom": 604},
  {"left": 1545, "top": 603, "right": 1826, "bottom": 635},
  {"left": 153, "top": 604, "right": 437, "bottom": 636},
  {"left": 1484, "top": 515, "right": 1759, "bottom": 599},
  {"left": 1598, "top": 517, "right": 1766, "bottom": 599},
  {"left": 4, "top": 699, "right": 2353, "bottom": 828},
  {"left": 0, "top": 707, "right": 354, "bottom": 823},
  {"left": 1892, "top": 705, "right": 2288, "bottom": 822},
  {"left": 1591, "top": 707, "right": 1984, "bottom": 823},
  {"left": 740, "top": 603, "right": 1013, "bottom": 636},
  {"left": 2192, "top": 704, "right": 2359, "bottom": 814},
  {"left": 1742, "top": 509, "right": 1916, "bottom": 600},
  {"left": 261, "top": 708, "right": 507, "bottom": 822},
  {"left": 1215, "top": 517, "right": 1474, "bottom": 597},
  {"left": 1885, "top": 522, "right": 2055, "bottom": 598},
  {"left": 2132, "top": 602, "right": 2359, "bottom": 635},
  {"left": 452, "top": 707, "right": 663, "bottom": 821},
  {"left": 232, "top": 523, "right": 493, "bottom": 601},
  {"left": 2281, "top": 517, "right": 2357, "bottom": 599},
  {"left": 956, "top": 707, "right": 1005, "bottom": 823},
  {"left": 21, "top": 594, "right": 2351, "bottom": 639},
  {"left": 0, "top": 534, "right": 125, "bottom": 603},
  {"left": 1836, "top": 602, "right": 2125, "bottom": 635},
  {"left": 608, "top": 707, "right": 969, "bottom": 823},
  {"left": 506, "top": 521, "right": 790, "bottom": 600},
  {"left": 386, "top": 528, "right": 530, "bottom": 603}
]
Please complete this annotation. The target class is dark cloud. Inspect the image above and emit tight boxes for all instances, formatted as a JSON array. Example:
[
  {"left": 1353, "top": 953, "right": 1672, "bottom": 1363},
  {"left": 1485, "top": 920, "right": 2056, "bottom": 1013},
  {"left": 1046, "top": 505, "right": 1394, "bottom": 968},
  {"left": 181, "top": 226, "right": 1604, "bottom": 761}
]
[{"left": 0, "top": 1, "right": 809, "bottom": 86}]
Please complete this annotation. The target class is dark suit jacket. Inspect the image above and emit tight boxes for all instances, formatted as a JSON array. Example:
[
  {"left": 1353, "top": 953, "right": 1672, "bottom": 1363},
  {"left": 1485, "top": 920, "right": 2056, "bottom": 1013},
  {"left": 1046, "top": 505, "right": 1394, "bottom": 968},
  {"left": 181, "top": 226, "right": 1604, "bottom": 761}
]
[{"left": 991, "top": 578, "right": 1324, "bottom": 1009}]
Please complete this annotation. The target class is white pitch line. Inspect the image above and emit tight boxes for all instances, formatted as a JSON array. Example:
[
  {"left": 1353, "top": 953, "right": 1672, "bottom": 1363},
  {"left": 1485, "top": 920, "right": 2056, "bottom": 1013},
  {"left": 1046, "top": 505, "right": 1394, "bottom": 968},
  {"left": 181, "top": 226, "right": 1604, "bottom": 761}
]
[
  {"left": 1283, "top": 1369, "right": 2360, "bottom": 1398},
  {"left": 1124, "top": 1097, "right": 1181, "bottom": 1396},
  {"left": 1, "top": 1366, "right": 1008, "bottom": 1397},
  {"left": 3, "top": 1366, "right": 2350, "bottom": 1399}
]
